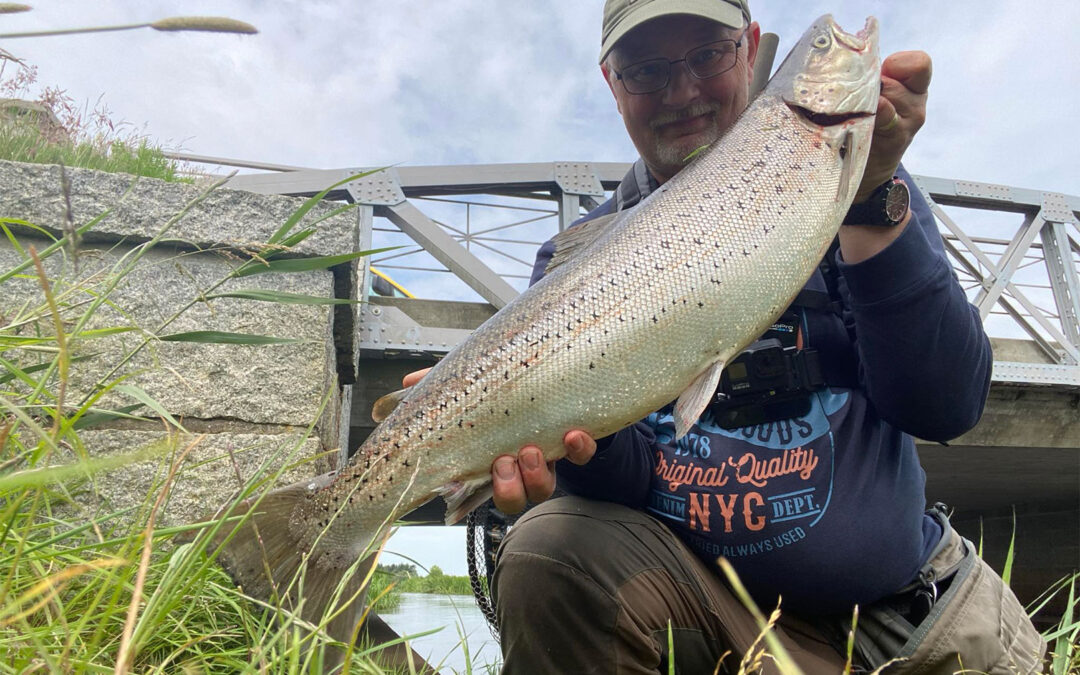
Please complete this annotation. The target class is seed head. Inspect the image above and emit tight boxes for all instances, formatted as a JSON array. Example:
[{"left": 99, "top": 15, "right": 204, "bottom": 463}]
[{"left": 150, "top": 16, "right": 257, "bottom": 34}]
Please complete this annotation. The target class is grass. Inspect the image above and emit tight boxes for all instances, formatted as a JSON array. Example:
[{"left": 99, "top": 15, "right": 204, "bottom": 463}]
[
  {"left": 0, "top": 167, "right": 449, "bottom": 673},
  {"left": 0, "top": 123, "right": 188, "bottom": 182},
  {"left": 0, "top": 59, "right": 191, "bottom": 181}
]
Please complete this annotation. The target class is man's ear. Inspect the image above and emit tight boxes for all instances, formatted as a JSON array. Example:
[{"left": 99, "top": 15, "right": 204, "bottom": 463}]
[
  {"left": 744, "top": 21, "right": 762, "bottom": 77},
  {"left": 600, "top": 62, "right": 622, "bottom": 115}
]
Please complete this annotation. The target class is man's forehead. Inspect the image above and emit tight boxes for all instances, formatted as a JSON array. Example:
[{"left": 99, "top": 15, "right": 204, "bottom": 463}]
[{"left": 613, "top": 14, "right": 735, "bottom": 61}]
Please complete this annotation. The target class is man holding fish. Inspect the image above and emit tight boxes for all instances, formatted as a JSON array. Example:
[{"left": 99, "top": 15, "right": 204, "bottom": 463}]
[
  {"left": 467, "top": 1, "right": 1047, "bottom": 672},
  {"left": 211, "top": 0, "right": 1047, "bottom": 671}
]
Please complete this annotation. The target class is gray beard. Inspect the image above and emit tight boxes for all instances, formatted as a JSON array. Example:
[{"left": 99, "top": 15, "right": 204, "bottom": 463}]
[
  {"left": 649, "top": 103, "right": 724, "bottom": 171},
  {"left": 652, "top": 123, "right": 722, "bottom": 169}
]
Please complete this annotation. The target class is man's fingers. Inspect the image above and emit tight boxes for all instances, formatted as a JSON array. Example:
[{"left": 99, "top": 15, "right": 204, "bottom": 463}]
[
  {"left": 563, "top": 430, "right": 597, "bottom": 465},
  {"left": 518, "top": 446, "right": 556, "bottom": 503},
  {"left": 874, "top": 96, "right": 900, "bottom": 133},
  {"left": 881, "top": 76, "right": 926, "bottom": 127},
  {"left": 402, "top": 367, "right": 431, "bottom": 388},
  {"left": 881, "top": 50, "right": 932, "bottom": 95},
  {"left": 492, "top": 455, "right": 527, "bottom": 514}
]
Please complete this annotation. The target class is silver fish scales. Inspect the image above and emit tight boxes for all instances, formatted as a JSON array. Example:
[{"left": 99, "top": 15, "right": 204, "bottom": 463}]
[{"left": 213, "top": 13, "right": 881, "bottom": 648}]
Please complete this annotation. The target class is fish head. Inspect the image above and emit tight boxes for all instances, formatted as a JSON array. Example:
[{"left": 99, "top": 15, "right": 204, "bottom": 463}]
[
  {"left": 765, "top": 16, "right": 880, "bottom": 127},
  {"left": 777, "top": 15, "right": 881, "bottom": 120},
  {"left": 764, "top": 15, "right": 880, "bottom": 202}
]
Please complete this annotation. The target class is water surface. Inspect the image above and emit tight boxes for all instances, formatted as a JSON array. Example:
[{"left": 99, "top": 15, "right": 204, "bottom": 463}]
[{"left": 380, "top": 592, "right": 501, "bottom": 674}]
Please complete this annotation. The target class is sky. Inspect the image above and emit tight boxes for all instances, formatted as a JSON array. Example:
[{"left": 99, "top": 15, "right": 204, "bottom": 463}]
[{"left": 4, "top": 1, "right": 1078, "bottom": 576}]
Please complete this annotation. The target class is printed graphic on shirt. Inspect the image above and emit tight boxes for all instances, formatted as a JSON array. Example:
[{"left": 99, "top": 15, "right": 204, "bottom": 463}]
[{"left": 644, "top": 388, "right": 849, "bottom": 560}]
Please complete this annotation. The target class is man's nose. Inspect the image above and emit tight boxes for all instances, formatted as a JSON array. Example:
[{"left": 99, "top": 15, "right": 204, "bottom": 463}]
[{"left": 661, "top": 61, "right": 702, "bottom": 106}]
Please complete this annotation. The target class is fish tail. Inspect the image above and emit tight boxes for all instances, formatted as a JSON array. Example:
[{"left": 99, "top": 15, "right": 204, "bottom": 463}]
[{"left": 212, "top": 476, "right": 374, "bottom": 649}]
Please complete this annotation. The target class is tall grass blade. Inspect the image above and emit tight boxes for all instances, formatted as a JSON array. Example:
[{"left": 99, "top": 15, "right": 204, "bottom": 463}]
[
  {"left": 157, "top": 330, "right": 302, "bottom": 345},
  {"left": 204, "top": 290, "right": 355, "bottom": 305},
  {"left": 1002, "top": 507, "right": 1016, "bottom": 587},
  {"left": 0, "top": 207, "right": 114, "bottom": 285},
  {"left": 1048, "top": 576, "right": 1077, "bottom": 675},
  {"left": 231, "top": 247, "right": 401, "bottom": 278},
  {"left": 0, "top": 443, "right": 168, "bottom": 492},
  {"left": 0, "top": 558, "right": 127, "bottom": 626},
  {"left": 113, "top": 384, "right": 187, "bottom": 432},
  {"left": 667, "top": 620, "right": 676, "bottom": 675},
  {"left": 717, "top": 558, "right": 804, "bottom": 675},
  {"left": 265, "top": 170, "right": 382, "bottom": 247}
]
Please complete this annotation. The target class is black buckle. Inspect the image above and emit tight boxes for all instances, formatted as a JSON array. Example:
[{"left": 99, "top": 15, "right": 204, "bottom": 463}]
[{"left": 913, "top": 569, "right": 938, "bottom": 621}]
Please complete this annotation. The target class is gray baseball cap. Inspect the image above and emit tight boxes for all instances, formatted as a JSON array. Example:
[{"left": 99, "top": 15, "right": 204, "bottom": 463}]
[{"left": 599, "top": 0, "right": 751, "bottom": 64}]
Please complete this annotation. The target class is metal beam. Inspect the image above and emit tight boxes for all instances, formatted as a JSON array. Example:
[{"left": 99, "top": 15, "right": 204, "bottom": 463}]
[
  {"left": 973, "top": 212, "right": 1043, "bottom": 319},
  {"left": 1041, "top": 220, "right": 1080, "bottom": 353},
  {"left": 558, "top": 193, "right": 580, "bottom": 232},
  {"left": 356, "top": 304, "right": 474, "bottom": 358},
  {"left": 925, "top": 197, "right": 1076, "bottom": 364},
  {"left": 382, "top": 200, "right": 518, "bottom": 309},
  {"left": 992, "top": 361, "right": 1080, "bottom": 387}
]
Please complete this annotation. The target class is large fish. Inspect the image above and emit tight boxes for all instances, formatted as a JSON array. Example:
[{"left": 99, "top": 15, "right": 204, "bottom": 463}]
[{"left": 214, "top": 14, "right": 880, "bottom": 645}]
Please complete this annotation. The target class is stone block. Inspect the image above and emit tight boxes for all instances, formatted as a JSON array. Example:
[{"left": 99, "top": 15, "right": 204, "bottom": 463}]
[
  {"left": 0, "top": 239, "right": 335, "bottom": 427},
  {"left": 60, "top": 429, "right": 325, "bottom": 528},
  {"left": 0, "top": 160, "right": 358, "bottom": 257}
]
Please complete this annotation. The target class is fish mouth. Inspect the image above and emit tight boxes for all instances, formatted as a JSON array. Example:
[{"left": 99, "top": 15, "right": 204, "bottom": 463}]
[{"left": 788, "top": 104, "right": 874, "bottom": 127}]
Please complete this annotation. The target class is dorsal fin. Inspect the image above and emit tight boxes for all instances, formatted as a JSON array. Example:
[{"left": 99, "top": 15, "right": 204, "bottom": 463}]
[{"left": 543, "top": 212, "right": 621, "bottom": 275}]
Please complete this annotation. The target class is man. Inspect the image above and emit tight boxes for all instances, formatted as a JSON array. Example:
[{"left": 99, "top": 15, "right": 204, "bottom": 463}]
[{"left": 406, "top": 1, "right": 1045, "bottom": 672}]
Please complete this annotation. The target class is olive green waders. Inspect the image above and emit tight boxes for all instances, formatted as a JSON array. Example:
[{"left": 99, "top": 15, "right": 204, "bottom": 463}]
[{"left": 492, "top": 496, "right": 1045, "bottom": 675}]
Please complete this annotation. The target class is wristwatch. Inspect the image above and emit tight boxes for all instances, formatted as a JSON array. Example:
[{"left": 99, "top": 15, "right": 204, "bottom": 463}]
[{"left": 843, "top": 177, "right": 910, "bottom": 227}]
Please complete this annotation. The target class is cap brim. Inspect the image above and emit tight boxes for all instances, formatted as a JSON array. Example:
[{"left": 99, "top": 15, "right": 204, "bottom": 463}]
[{"left": 599, "top": 0, "right": 746, "bottom": 64}]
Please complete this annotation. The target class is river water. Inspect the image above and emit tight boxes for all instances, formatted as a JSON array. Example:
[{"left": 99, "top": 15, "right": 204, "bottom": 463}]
[{"left": 380, "top": 592, "right": 501, "bottom": 674}]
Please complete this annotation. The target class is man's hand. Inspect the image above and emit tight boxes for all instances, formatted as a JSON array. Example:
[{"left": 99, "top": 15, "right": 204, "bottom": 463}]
[
  {"left": 491, "top": 430, "right": 596, "bottom": 514},
  {"left": 854, "top": 50, "right": 932, "bottom": 202},
  {"left": 399, "top": 368, "right": 598, "bottom": 515}
]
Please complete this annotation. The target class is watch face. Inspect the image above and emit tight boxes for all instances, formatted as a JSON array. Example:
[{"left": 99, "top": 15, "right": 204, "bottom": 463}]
[{"left": 884, "top": 181, "right": 910, "bottom": 222}]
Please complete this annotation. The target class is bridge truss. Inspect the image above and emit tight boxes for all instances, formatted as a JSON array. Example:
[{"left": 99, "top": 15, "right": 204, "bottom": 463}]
[{"left": 208, "top": 159, "right": 1080, "bottom": 388}]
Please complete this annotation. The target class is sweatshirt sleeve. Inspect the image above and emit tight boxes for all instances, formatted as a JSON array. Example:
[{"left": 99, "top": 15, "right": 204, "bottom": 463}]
[
  {"left": 835, "top": 165, "right": 993, "bottom": 442},
  {"left": 555, "top": 423, "right": 658, "bottom": 508}
]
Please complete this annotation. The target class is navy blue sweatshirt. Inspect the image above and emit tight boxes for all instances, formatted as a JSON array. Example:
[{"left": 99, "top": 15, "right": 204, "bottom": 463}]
[{"left": 530, "top": 162, "right": 992, "bottom": 614}]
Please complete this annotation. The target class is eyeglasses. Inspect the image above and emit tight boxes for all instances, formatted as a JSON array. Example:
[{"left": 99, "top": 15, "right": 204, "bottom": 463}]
[{"left": 612, "top": 29, "right": 747, "bottom": 95}]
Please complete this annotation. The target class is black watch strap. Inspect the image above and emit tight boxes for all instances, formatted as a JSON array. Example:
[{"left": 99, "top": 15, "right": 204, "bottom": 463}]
[{"left": 843, "top": 177, "right": 910, "bottom": 227}]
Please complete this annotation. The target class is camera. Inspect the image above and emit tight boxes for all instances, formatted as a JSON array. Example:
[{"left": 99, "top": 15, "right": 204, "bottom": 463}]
[{"left": 709, "top": 338, "right": 825, "bottom": 429}]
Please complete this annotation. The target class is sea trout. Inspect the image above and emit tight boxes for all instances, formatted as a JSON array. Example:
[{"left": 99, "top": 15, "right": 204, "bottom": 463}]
[{"left": 214, "top": 14, "right": 881, "bottom": 644}]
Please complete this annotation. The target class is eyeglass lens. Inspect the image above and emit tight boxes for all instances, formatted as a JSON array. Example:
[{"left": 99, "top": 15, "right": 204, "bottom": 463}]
[{"left": 620, "top": 38, "right": 741, "bottom": 94}]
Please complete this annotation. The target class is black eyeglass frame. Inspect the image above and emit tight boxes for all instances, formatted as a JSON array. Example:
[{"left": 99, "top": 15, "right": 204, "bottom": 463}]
[{"left": 612, "top": 28, "right": 749, "bottom": 96}]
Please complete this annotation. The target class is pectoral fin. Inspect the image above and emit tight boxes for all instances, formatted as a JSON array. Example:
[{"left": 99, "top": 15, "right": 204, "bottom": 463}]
[
  {"left": 836, "top": 129, "right": 854, "bottom": 202},
  {"left": 437, "top": 477, "right": 494, "bottom": 525},
  {"left": 673, "top": 361, "right": 725, "bottom": 440},
  {"left": 372, "top": 387, "right": 410, "bottom": 423}
]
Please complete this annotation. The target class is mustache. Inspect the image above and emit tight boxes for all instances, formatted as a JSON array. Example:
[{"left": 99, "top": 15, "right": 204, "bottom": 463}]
[{"left": 649, "top": 103, "right": 722, "bottom": 129}]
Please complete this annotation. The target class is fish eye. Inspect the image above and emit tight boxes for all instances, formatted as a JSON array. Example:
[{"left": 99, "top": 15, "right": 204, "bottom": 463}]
[{"left": 813, "top": 34, "right": 831, "bottom": 49}]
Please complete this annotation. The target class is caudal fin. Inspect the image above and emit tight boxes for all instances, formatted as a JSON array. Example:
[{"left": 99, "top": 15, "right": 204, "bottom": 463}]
[{"left": 209, "top": 474, "right": 374, "bottom": 651}]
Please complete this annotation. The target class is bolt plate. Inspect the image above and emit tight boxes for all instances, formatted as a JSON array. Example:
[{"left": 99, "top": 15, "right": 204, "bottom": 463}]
[
  {"left": 554, "top": 162, "right": 604, "bottom": 197},
  {"left": 348, "top": 168, "right": 405, "bottom": 206}
]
